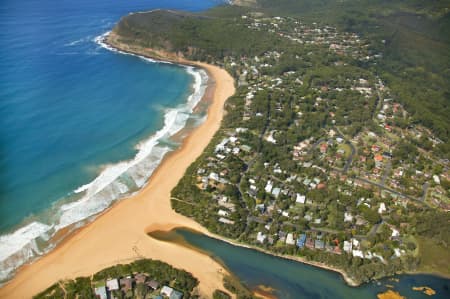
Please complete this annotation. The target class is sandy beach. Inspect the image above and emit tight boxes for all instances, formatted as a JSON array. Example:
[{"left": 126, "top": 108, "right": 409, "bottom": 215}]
[{"left": 0, "top": 38, "right": 235, "bottom": 298}]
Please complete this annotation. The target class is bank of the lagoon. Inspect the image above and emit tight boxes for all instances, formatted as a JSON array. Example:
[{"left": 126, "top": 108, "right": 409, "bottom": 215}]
[
  {"left": 152, "top": 228, "right": 450, "bottom": 299},
  {"left": 0, "top": 0, "right": 227, "bottom": 283}
]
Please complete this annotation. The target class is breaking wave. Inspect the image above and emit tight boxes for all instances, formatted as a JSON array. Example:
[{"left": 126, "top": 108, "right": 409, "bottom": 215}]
[{"left": 0, "top": 32, "right": 208, "bottom": 283}]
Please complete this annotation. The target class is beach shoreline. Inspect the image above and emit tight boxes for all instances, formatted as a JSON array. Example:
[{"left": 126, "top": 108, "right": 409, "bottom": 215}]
[{"left": 0, "top": 33, "right": 236, "bottom": 298}]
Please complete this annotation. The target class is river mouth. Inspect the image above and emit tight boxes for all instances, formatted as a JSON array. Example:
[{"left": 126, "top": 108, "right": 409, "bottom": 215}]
[
  {"left": 147, "top": 228, "right": 450, "bottom": 299},
  {"left": 148, "top": 227, "right": 232, "bottom": 273}
]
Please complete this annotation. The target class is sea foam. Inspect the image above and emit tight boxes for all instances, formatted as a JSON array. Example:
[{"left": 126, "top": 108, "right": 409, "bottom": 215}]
[{"left": 0, "top": 32, "right": 208, "bottom": 283}]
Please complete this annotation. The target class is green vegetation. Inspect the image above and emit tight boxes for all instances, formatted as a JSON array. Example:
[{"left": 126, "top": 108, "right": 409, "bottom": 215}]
[
  {"left": 256, "top": 0, "right": 450, "bottom": 156},
  {"left": 223, "top": 275, "right": 256, "bottom": 299},
  {"left": 417, "top": 236, "right": 450, "bottom": 277},
  {"left": 213, "top": 289, "right": 232, "bottom": 299},
  {"left": 108, "top": 0, "right": 450, "bottom": 286},
  {"left": 34, "top": 259, "right": 199, "bottom": 299}
]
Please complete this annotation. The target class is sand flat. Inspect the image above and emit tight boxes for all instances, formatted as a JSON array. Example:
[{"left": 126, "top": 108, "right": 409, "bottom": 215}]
[{"left": 0, "top": 62, "right": 235, "bottom": 299}]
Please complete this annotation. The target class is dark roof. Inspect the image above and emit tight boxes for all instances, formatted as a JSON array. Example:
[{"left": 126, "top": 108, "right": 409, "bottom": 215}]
[
  {"left": 135, "top": 273, "right": 147, "bottom": 284},
  {"left": 147, "top": 280, "right": 160, "bottom": 290}
]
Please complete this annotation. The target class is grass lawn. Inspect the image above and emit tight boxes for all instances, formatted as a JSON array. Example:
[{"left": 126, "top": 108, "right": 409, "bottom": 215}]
[{"left": 417, "top": 236, "right": 450, "bottom": 277}]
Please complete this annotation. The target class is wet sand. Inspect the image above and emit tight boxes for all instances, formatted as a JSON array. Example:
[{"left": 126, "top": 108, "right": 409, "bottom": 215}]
[{"left": 0, "top": 41, "right": 236, "bottom": 298}]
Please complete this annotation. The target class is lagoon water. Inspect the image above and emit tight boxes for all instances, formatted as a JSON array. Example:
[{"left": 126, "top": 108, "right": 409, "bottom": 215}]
[
  {"left": 0, "top": 0, "right": 226, "bottom": 281},
  {"left": 169, "top": 229, "right": 450, "bottom": 299}
]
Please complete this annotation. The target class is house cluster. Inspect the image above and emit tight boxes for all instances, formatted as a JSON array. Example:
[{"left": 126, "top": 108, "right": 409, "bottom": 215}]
[
  {"left": 257, "top": 229, "right": 342, "bottom": 254},
  {"left": 173, "top": 11, "right": 448, "bottom": 279},
  {"left": 197, "top": 129, "right": 252, "bottom": 192},
  {"left": 244, "top": 15, "right": 381, "bottom": 62},
  {"left": 94, "top": 273, "right": 183, "bottom": 299}
]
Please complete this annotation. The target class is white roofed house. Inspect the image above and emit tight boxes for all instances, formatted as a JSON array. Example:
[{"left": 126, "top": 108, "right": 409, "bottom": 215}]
[
  {"left": 265, "top": 180, "right": 273, "bottom": 193},
  {"left": 209, "top": 172, "right": 220, "bottom": 182},
  {"left": 286, "top": 233, "right": 296, "bottom": 245},
  {"left": 296, "top": 193, "right": 306, "bottom": 204},
  {"left": 352, "top": 249, "right": 364, "bottom": 258},
  {"left": 161, "top": 285, "right": 174, "bottom": 297},
  {"left": 343, "top": 240, "right": 352, "bottom": 253},
  {"left": 106, "top": 278, "right": 120, "bottom": 291},
  {"left": 344, "top": 212, "right": 353, "bottom": 222},
  {"left": 219, "top": 217, "right": 235, "bottom": 225},
  {"left": 391, "top": 227, "right": 400, "bottom": 239},
  {"left": 215, "top": 138, "right": 229, "bottom": 152},
  {"left": 257, "top": 231, "right": 267, "bottom": 243},
  {"left": 218, "top": 210, "right": 229, "bottom": 217},
  {"left": 272, "top": 187, "right": 281, "bottom": 198}
]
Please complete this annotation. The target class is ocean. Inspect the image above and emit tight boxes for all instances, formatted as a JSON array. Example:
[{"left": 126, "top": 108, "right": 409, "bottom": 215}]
[{"left": 0, "top": 0, "right": 226, "bottom": 282}]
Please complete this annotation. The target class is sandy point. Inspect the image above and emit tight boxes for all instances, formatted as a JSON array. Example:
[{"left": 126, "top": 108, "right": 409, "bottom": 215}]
[{"left": 0, "top": 57, "right": 236, "bottom": 299}]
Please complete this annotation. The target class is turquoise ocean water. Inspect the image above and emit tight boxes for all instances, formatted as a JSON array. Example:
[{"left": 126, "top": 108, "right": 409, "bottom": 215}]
[{"left": 0, "top": 0, "right": 226, "bottom": 281}]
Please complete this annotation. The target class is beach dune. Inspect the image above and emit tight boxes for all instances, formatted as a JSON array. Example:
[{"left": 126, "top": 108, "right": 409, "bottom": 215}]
[{"left": 0, "top": 61, "right": 235, "bottom": 298}]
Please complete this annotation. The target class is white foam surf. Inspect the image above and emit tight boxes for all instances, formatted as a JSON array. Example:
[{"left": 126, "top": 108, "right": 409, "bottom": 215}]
[{"left": 0, "top": 32, "right": 209, "bottom": 283}]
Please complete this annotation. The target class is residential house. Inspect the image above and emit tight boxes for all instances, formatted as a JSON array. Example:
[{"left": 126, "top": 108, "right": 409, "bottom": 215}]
[
  {"left": 296, "top": 234, "right": 306, "bottom": 248},
  {"left": 161, "top": 286, "right": 174, "bottom": 297}
]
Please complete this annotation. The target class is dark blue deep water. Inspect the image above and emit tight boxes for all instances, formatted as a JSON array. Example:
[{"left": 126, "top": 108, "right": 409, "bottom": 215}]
[{"left": 0, "top": 0, "right": 226, "bottom": 280}]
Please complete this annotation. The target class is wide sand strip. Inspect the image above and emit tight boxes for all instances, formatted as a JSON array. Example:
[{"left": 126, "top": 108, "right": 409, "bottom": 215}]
[{"left": 0, "top": 61, "right": 235, "bottom": 299}]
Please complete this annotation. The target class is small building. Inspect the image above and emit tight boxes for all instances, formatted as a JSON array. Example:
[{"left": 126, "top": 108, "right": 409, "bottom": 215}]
[
  {"left": 296, "top": 234, "right": 306, "bottom": 248},
  {"left": 209, "top": 172, "right": 220, "bottom": 181},
  {"left": 219, "top": 217, "right": 235, "bottom": 225},
  {"left": 106, "top": 278, "right": 120, "bottom": 291},
  {"left": 305, "top": 237, "right": 315, "bottom": 249},
  {"left": 94, "top": 286, "right": 107, "bottom": 299},
  {"left": 265, "top": 180, "right": 273, "bottom": 193},
  {"left": 344, "top": 212, "right": 353, "bottom": 222},
  {"left": 120, "top": 277, "right": 133, "bottom": 292},
  {"left": 161, "top": 285, "right": 174, "bottom": 297},
  {"left": 352, "top": 250, "right": 364, "bottom": 258},
  {"left": 170, "top": 290, "right": 184, "bottom": 299},
  {"left": 315, "top": 239, "right": 325, "bottom": 250},
  {"left": 147, "top": 280, "right": 159, "bottom": 290},
  {"left": 433, "top": 175, "right": 441, "bottom": 184},
  {"left": 286, "top": 233, "right": 296, "bottom": 245},
  {"left": 218, "top": 210, "right": 229, "bottom": 217},
  {"left": 257, "top": 231, "right": 266, "bottom": 243},
  {"left": 343, "top": 241, "right": 352, "bottom": 253},
  {"left": 272, "top": 187, "right": 281, "bottom": 198},
  {"left": 296, "top": 194, "right": 306, "bottom": 204},
  {"left": 374, "top": 155, "right": 383, "bottom": 167},
  {"left": 391, "top": 227, "right": 400, "bottom": 238}
]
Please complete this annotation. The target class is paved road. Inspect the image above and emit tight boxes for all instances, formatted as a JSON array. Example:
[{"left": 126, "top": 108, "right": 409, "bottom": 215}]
[{"left": 354, "top": 176, "right": 426, "bottom": 204}]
